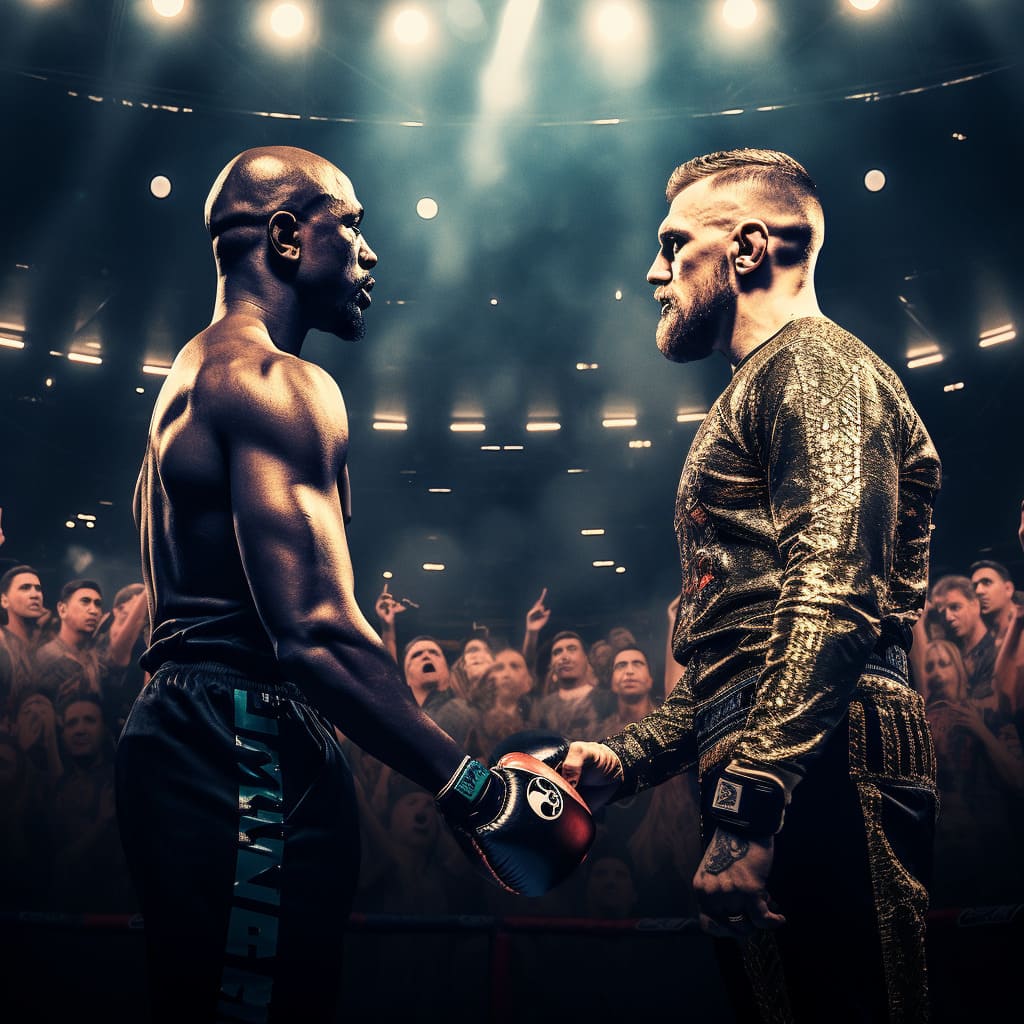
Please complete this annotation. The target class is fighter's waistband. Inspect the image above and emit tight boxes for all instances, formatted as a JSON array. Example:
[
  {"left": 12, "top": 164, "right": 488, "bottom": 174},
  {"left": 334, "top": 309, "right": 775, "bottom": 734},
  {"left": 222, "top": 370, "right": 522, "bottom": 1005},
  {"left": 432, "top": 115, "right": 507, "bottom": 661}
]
[
  {"left": 151, "top": 659, "right": 308, "bottom": 705},
  {"left": 693, "top": 642, "right": 911, "bottom": 765}
]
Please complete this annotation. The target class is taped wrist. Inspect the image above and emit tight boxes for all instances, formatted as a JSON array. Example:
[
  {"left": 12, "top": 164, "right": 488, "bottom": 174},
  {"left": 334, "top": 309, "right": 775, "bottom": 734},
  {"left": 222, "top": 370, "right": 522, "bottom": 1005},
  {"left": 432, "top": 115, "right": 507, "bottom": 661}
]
[
  {"left": 435, "top": 756, "right": 498, "bottom": 825},
  {"left": 708, "top": 764, "right": 787, "bottom": 836}
]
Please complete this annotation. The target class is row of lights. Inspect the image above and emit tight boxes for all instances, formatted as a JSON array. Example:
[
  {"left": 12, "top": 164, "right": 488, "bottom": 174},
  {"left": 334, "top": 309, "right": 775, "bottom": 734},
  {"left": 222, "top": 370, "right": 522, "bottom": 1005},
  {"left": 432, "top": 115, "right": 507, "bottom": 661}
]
[
  {"left": 130, "top": 0, "right": 886, "bottom": 45},
  {"left": 371, "top": 413, "right": 708, "bottom": 433},
  {"left": 905, "top": 323, "right": 1016, "bottom": 370}
]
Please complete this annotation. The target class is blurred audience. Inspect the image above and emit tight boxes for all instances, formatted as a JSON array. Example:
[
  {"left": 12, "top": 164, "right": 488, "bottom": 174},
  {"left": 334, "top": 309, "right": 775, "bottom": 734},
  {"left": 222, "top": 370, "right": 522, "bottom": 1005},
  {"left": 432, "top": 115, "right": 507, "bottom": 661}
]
[{"left": 1, "top": 501, "right": 1024, "bottom": 921}]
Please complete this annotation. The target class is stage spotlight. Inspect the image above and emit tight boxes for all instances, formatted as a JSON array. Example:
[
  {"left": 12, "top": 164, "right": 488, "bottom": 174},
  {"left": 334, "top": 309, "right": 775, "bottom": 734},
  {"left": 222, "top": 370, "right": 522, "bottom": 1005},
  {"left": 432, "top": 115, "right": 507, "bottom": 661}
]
[
  {"left": 848, "top": 0, "right": 881, "bottom": 10},
  {"left": 150, "top": 175, "right": 172, "bottom": 199},
  {"left": 152, "top": 0, "right": 185, "bottom": 17},
  {"left": 416, "top": 197, "right": 439, "bottom": 219},
  {"left": 592, "top": 2, "right": 637, "bottom": 43},
  {"left": 864, "top": 169, "right": 886, "bottom": 192},
  {"left": 722, "top": 0, "right": 758, "bottom": 30},
  {"left": 269, "top": 3, "right": 305, "bottom": 40},
  {"left": 392, "top": 7, "right": 432, "bottom": 46}
]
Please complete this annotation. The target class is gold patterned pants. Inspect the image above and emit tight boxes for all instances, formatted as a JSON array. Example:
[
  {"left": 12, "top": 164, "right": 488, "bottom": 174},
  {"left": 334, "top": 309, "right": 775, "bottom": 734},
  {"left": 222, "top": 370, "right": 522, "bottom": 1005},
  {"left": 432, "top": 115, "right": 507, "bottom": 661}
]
[{"left": 705, "top": 682, "right": 937, "bottom": 1023}]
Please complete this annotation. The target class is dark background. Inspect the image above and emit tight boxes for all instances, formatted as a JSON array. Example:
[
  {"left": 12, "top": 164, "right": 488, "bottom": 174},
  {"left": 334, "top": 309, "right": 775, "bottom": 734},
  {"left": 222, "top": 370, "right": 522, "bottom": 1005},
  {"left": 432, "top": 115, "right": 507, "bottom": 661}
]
[{"left": 1, "top": 0, "right": 1022, "bottom": 651}]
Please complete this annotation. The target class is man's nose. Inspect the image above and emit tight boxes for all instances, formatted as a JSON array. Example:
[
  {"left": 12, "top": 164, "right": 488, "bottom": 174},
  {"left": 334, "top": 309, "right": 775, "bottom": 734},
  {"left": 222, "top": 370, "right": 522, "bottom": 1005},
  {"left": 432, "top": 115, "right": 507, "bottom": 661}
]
[
  {"left": 647, "top": 253, "right": 671, "bottom": 285},
  {"left": 359, "top": 237, "right": 378, "bottom": 269}
]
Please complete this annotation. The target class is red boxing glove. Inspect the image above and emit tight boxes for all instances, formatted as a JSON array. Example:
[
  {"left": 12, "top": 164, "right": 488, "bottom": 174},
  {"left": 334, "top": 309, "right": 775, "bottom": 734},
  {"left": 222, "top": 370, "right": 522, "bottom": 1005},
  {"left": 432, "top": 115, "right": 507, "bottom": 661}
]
[{"left": 436, "top": 752, "right": 595, "bottom": 897}]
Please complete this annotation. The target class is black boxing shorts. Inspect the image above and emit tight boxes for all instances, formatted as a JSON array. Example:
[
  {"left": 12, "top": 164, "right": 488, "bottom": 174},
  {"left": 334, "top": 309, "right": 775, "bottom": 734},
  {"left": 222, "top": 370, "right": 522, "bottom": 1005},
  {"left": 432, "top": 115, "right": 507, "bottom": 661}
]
[{"left": 116, "top": 660, "right": 360, "bottom": 1023}]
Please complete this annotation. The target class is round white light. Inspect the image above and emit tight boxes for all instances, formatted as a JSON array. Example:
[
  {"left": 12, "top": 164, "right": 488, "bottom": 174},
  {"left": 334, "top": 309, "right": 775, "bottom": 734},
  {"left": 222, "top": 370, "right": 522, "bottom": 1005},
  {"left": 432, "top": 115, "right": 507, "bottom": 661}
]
[
  {"left": 152, "top": 0, "right": 185, "bottom": 17},
  {"left": 614, "top": 289, "right": 622, "bottom": 301},
  {"left": 864, "top": 169, "right": 886, "bottom": 192},
  {"left": 722, "top": 0, "right": 758, "bottom": 29},
  {"left": 65, "top": 520, "right": 75, "bottom": 529},
  {"left": 416, "top": 197, "right": 439, "bottom": 220},
  {"left": 270, "top": 3, "right": 305, "bottom": 39},
  {"left": 595, "top": 2, "right": 635, "bottom": 42},
  {"left": 150, "top": 175, "right": 172, "bottom": 199},
  {"left": 382, "top": 571, "right": 393, "bottom": 579},
  {"left": 393, "top": 8, "right": 430, "bottom": 46},
  {"left": 848, "top": 0, "right": 881, "bottom": 10},
  {"left": 489, "top": 297, "right": 499, "bottom": 306}
]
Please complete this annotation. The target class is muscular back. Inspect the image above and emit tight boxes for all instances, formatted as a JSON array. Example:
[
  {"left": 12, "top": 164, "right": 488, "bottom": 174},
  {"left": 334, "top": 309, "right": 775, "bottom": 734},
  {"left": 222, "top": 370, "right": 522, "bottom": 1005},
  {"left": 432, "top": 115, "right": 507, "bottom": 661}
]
[{"left": 136, "top": 316, "right": 352, "bottom": 675}]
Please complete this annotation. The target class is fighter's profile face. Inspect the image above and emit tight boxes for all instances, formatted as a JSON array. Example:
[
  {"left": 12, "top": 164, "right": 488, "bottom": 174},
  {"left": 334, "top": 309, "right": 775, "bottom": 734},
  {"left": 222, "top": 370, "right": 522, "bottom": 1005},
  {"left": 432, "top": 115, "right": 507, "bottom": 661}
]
[
  {"left": 647, "top": 178, "right": 738, "bottom": 364},
  {"left": 297, "top": 168, "right": 378, "bottom": 342}
]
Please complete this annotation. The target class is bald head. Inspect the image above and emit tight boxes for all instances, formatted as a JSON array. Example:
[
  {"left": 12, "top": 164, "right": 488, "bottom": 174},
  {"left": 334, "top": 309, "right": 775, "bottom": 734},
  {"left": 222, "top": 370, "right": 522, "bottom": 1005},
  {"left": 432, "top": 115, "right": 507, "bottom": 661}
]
[{"left": 204, "top": 146, "right": 349, "bottom": 239}]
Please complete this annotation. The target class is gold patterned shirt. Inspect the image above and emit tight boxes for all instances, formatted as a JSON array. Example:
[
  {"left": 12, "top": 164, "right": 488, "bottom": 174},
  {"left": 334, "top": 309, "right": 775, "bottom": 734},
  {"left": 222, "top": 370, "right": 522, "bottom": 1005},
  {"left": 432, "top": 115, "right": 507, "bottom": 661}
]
[{"left": 604, "top": 317, "right": 941, "bottom": 791}]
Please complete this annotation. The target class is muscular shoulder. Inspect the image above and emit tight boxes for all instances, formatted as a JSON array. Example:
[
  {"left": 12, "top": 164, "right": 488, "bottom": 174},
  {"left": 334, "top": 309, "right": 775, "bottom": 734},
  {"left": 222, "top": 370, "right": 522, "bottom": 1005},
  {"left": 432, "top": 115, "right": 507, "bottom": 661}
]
[{"left": 191, "top": 323, "right": 348, "bottom": 467}]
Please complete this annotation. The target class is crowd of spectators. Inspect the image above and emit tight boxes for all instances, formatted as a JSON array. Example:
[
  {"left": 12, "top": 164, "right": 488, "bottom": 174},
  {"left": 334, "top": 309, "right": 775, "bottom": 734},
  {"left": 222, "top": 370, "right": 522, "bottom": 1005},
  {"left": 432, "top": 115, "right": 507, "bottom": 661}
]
[{"left": 2, "top": 505, "right": 1023, "bottom": 921}]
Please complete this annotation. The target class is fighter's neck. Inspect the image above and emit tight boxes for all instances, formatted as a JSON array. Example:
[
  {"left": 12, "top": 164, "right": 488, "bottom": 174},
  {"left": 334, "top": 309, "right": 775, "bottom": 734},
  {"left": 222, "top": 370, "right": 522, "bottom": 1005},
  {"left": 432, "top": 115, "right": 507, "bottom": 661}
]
[
  {"left": 211, "top": 281, "right": 307, "bottom": 356},
  {"left": 721, "top": 291, "right": 823, "bottom": 369}
]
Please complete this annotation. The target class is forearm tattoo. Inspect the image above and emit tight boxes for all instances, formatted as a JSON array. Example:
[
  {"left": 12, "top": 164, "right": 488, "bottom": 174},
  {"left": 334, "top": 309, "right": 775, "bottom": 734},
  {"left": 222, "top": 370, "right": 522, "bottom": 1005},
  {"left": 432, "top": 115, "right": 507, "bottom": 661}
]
[{"left": 702, "top": 831, "right": 750, "bottom": 875}]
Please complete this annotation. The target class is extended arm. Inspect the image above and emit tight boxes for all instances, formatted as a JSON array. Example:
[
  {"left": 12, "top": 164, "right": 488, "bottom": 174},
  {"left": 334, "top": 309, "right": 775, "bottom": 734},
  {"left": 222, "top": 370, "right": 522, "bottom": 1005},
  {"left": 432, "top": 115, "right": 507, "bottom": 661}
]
[{"left": 220, "top": 358, "right": 465, "bottom": 794}]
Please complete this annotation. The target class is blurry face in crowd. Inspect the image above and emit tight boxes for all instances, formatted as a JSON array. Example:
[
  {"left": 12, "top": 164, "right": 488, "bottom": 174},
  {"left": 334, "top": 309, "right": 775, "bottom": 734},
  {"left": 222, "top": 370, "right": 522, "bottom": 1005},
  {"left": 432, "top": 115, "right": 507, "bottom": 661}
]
[
  {"left": 404, "top": 639, "right": 449, "bottom": 692},
  {"left": 935, "top": 588, "right": 982, "bottom": 643},
  {"left": 1, "top": 572, "right": 44, "bottom": 624},
  {"left": 586, "top": 856, "right": 637, "bottom": 918},
  {"left": 607, "top": 627, "right": 637, "bottom": 650},
  {"left": 923, "top": 644, "right": 963, "bottom": 703},
  {"left": 389, "top": 791, "right": 438, "bottom": 850},
  {"left": 489, "top": 648, "right": 532, "bottom": 701},
  {"left": 971, "top": 568, "right": 1014, "bottom": 616},
  {"left": 551, "top": 637, "right": 589, "bottom": 686},
  {"left": 59, "top": 587, "right": 103, "bottom": 637},
  {"left": 462, "top": 638, "right": 494, "bottom": 680},
  {"left": 611, "top": 649, "right": 653, "bottom": 699},
  {"left": 62, "top": 700, "right": 105, "bottom": 760},
  {"left": 0, "top": 742, "right": 19, "bottom": 786},
  {"left": 588, "top": 641, "right": 614, "bottom": 679}
]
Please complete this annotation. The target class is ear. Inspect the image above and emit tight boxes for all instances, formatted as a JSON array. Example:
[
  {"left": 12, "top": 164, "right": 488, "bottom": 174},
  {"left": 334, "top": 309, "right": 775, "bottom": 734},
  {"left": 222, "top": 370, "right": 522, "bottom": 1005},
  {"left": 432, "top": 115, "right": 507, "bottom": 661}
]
[
  {"left": 268, "top": 210, "right": 301, "bottom": 262},
  {"left": 732, "top": 219, "right": 769, "bottom": 275}
]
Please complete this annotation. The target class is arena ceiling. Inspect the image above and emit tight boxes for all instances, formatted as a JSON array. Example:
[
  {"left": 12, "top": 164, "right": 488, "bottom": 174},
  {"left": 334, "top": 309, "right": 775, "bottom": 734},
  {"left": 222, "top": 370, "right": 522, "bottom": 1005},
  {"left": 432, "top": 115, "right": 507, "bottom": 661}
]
[{"left": 1, "top": 0, "right": 1022, "bottom": 645}]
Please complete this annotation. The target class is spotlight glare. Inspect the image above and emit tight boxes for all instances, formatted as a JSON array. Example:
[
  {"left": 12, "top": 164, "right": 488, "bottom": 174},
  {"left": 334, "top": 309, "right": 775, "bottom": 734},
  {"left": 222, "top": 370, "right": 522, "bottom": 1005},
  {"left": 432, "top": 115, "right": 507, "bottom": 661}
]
[
  {"left": 906, "top": 353, "right": 943, "bottom": 369},
  {"left": 382, "top": 571, "right": 393, "bottom": 579},
  {"left": 416, "top": 197, "right": 439, "bottom": 220},
  {"left": 393, "top": 7, "right": 431, "bottom": 46},
  {"left": 150, "top": 175, "right": 172, "bottom": 199},
  {"left": 143, "top": 363, "right": 172, "bottom": 376},
  {"left": 450, "top": 422, "right": 486, "bottom": 432},
  {"left": 942, "top": 382, "right": 965, "bottom": 393},
  {"left": 864, "top": 169, "right": 886, "bottom": 192},
  {"left": 65, "top": 521, "right": 75, "bottom": 529},
  {"left": 978, "top": 324, "right": 1016, "bottom": 347},
  {"left": 722, "top": 0, "right": 758, "bottom": 30},
  {"left": 614, "top": 289, "right": 623, "bottom": 301},
  {"left": 152, "top": 0, "right": 185, "bottom": 18},
  {"left": 67, "top": 352, "right": 102, "bottom": 366},
  {"left": 602, "top": 417, "right": 637, "bottom": 428},
  {"left": 594, "top": 2, "right": 636, "bottom": 42},
  {"left": 526, "top": 421, "right": 561, "bottom": 432},
  {"left": 676, "top": 412, "right": 707, "bottom": 423},
  {"left": 592, "top": 560, "right": 615, "bottom": 568},
  {"left": 615, "top": 566, "right": 626, "bottom": 574},
  {"left": 848, "top": 0, "right": 880, "bottom": 10},
  {"left": 580, "top": 529, "right": 605, "bottom": 536},
  {"left": 270, "top": 3, "right": 305, "bottom": 40},
  {"left": 136, "top": 387, "right": 145, "bottom": 394},
  {"left": 46, "top": 378, "right": 54, "bottom": 388},
  {"left": 422, "top": 562, "right": 446, "bottom": 572},
  {"left": 373, "top": 420, "right": 408, "bottom": 431}
]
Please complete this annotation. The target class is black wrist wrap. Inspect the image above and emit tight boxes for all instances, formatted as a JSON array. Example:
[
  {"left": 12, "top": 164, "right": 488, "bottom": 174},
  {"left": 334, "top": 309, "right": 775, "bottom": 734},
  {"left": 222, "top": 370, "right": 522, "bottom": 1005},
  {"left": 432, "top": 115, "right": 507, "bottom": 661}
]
[
  {"left": 708, "top": 766, "right": 787, "bottom": 836},
  {"left": 435, "top": 757, "right": 493, "bottom": 825}
]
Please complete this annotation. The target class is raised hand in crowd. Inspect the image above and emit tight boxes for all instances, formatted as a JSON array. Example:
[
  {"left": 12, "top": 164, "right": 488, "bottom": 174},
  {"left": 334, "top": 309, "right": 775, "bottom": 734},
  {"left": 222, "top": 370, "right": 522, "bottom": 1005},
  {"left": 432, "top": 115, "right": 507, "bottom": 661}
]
[
  {"left": 373, "top": 582, "right": 409, "bottom": 663},
  {"left": 522, "top": 587, "right": 551, "bottom": 671}
]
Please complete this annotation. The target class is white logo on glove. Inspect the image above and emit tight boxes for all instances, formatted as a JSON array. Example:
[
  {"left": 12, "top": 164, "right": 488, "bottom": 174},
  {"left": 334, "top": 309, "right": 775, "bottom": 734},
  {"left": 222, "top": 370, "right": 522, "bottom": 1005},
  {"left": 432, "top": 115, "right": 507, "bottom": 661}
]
[{"left": 526, "top": 777, "right": 564, "bottom": 820}]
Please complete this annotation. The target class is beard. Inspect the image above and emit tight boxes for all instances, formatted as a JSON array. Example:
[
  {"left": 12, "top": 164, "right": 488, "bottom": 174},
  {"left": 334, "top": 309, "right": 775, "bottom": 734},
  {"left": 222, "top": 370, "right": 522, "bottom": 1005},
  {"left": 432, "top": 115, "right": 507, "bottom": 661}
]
[
  {"left": 335, "top": 299, "right": 366, "bottom": 341},
  {"left": 656, "top": 260, "right": 734, "bottom": 363}
]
